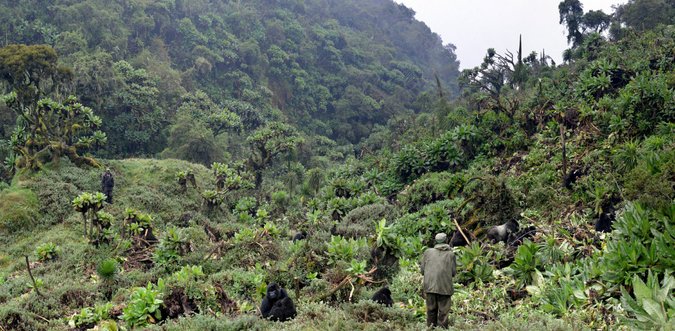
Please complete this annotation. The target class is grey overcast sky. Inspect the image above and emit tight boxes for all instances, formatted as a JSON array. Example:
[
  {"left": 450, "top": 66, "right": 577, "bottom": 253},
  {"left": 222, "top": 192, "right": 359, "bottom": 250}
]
[{"left": 393, "top": 0, "right": 625, "bottom": 69}]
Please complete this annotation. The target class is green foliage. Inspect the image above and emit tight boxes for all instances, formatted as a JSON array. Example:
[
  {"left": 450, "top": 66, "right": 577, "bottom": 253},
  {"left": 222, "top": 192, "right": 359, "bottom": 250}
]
[
  {"left": 72, "top": 192, "right": 106, "bottom": 213},
  {"left": 34, "top": 242, "right": 59, "bottom": 262},
  {"left": 507, "top": 240, "right": 540, "bottom": 287},
  {"left": 27, "top": 277, "right": 44, "bottom": 293},
  {"left": 0, "top": 188, "right": 38, "bottom": 233},
  {"left": 455, "top": 242, "right": 496, "bottom": 284},
  {"left": 398, "top": 172, "right": 465, "bottom": 212},
  {"left": 620, "top": 271, "right": 675, "bottom": 330},
  {"left": 247, "top": 121, "right": 304, "bottom": 188},
  {"left": 123, "top": 208, "right": 153, "bottom": 236},
  {"left": 153, "top": 226, "right": 186, "bottom": 271},
  {"left": 346, "top": 259, "right": 368, "bottom": 276},
  {"left": 327, "top": 236, "right": 366, "bottom": 265},
  {"left": 5, "top": 92, "right": 104, "bottom": 170},
  {"left": 121, "top": 280, "right": 165, "bottom": 328},
  {"left": 540, "top": 277, "right": 585, "bottom": 317},
  {"left": 96, "top": 258, "right": 118, "bottom": 281},
  {"left": 600, "top": 203, "right": 675, "bottom": 286},
  {"left": 67, "top": 303, "right": 113, "bottom": 329}
]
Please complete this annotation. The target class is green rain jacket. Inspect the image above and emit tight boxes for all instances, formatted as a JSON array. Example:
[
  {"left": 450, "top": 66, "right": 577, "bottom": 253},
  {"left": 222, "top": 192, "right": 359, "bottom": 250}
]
[{"left": 420, "top": 244, "right": 457, "bottom": 295}]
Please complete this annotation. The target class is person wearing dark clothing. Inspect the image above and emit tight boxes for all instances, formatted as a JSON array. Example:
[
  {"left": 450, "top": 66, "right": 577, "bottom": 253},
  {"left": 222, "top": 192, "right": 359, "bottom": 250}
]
[
  {"left": 101, "top": 168, "right": 115, "bottom": 204},
  {"left": 421, "top": 233, "right": 457, "bottom": 329}
]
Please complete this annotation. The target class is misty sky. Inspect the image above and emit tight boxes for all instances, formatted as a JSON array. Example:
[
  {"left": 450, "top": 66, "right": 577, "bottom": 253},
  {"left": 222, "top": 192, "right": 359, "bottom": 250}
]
[{"left": 393, "top": 0, "right": 625, "bottom": 69}]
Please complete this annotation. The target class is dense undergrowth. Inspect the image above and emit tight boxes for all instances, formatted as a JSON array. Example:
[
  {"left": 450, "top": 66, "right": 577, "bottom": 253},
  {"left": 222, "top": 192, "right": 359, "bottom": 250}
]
[{"left": 0, "top": 1, "right": 674, "bottom": 330}]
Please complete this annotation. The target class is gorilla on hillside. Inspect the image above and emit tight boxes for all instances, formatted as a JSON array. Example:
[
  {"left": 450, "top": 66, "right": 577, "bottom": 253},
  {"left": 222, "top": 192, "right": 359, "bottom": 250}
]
[
  {"left": 487, "top": 219, "right": 519, "bottom": 244},
  {"left": 292, "top": 231, "right": 307, "bottom": 242},
  {"left": 371, "top": 287, "right": 393, "bottom": 307},
  {"left": 260, "top": 283, "right": 297, "bottom": 322}
]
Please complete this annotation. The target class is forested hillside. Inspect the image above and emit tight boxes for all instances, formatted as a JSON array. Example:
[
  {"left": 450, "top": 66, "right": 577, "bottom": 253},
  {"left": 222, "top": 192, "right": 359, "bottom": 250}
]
[
  {"left": 0, "top": 0, "right": 459, "bottom": 162},
  {"left": 0, "top": 0, "right": 673, "bottom": 330}
]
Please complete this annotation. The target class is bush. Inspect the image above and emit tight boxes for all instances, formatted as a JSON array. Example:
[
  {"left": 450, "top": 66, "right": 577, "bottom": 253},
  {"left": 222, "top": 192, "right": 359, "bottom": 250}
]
[
  {"left": 393, "top": 199, "right": 461, "bottom": 246},
  {"left": 0, "top": 188, "right": 39, "bottom": 234},
  {"left": 34, "top": 242, "right": 59, "bottom": 262},
  {"left": 336, "top": 203, "right": 396, "bottom": 238},
  {"left": 121, "top": 280, "right": 166, "bottom": 328},
  {"left": 600, "top": 202, "right": 674, "bottom": 286},
  {"left": 397, "top": 172, "right": 465, "bottom": 212}
]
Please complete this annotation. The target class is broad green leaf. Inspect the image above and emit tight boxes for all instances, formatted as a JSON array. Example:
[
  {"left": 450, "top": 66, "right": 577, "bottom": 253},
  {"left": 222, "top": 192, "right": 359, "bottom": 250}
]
[{"left": 633, "top": 274, "right": 652, "bottom": 302}]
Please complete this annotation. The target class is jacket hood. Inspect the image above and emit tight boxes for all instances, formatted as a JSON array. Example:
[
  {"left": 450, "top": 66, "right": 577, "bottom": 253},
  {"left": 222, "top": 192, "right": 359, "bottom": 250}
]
[{"left": 434, "top": 244, "right": 451, "bottom": 251}]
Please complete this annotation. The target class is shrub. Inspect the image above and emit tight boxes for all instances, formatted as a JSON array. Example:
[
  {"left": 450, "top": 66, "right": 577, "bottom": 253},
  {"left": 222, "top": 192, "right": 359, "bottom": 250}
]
[
  {"left": 67, "top": 303, "right": 113, "bottom": 329},
  {"left": 506, "top": 240, "right": 540, "bottom": 287},
  {"left": 326, "top": 236, "right": 368, "bottom": 265},
  {"left": 600, "top": 202, "right": 674, "bottom": 286},
  {"left": 121, "top": 280, "right": 165, "bottom": 328},
  {"left": 397, "top": 172, "right": 465, "bottom": 212},
  {"left": 0, "top": 188, "right": 39, "bottom": 233},
  {"left": 34, "top": 242, "right": 59, "bottom": 262},
  {"left": 337, "top": 203, "right": 395, "bottom": 238},
  {"left": 97, "top": 258, "right": 119, "bottom": 281},
  {"left": 455, "top": 242, "right": 496, "bottom": 284}
]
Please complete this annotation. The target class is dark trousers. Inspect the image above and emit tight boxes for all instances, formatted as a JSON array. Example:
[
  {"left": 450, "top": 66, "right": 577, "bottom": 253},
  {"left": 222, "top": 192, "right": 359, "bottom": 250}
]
[
  {"left": 426, "top": 292, "right": 452, "bottom": 328},
  {"left": 103, "top": 189, "right": 113, "bottom": 204}
]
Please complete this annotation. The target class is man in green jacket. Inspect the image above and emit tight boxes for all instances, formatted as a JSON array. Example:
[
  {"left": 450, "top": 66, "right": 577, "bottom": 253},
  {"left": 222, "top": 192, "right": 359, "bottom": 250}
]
[{"left": 421, "top": 233, "right": 457, "bottom": 328}]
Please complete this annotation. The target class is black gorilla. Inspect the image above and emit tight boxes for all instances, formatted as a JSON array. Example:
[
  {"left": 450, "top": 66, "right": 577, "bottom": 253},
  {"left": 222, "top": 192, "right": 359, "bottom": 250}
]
[
  {"left": 371, "top": 287, "right": 393, "bottom": 307},
  {"left": 261, "top": 283, "right": 297, "bottom": 322},
  {"left": 450, "top": 228, "right": 471, "bottom": 247},
  {"left": 292, "top": 231, "right": 307, "bottom": 242},
  {"left": 595, "top": 196, "right": 621, "bottom": 233},
  {"left": 595, "top": 211, "right": 615, "bottom": 233},
  {"left": 487, "top": 219, "right": 519, "bottom": 244}
]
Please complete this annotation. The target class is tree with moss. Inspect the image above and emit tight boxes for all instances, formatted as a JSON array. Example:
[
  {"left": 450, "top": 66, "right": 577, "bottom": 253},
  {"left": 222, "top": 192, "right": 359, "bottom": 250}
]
[
  {"left": 0, "top": 44, "right": 105, "bottom": 169},
  {"left": 246, "top": 122, "right": 304, "bottom": 189}
]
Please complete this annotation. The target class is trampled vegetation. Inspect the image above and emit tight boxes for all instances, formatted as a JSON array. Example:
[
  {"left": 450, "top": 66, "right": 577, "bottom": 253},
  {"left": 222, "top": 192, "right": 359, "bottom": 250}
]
[{"left": 0, "top": 0, "right": 673, "bottom": 330}]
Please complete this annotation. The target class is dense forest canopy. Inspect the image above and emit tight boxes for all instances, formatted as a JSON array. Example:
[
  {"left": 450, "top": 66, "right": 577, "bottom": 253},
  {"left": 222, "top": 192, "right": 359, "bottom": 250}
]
[
  {"left": 0, "top": 0, "right": 673, "bottom": 330},
  {"left": 0, "top": 0, "right": 460, "bottom": 161}
]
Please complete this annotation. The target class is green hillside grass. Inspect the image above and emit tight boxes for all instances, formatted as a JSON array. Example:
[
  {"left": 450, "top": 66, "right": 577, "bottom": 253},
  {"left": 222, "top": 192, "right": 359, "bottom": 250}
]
[{"left": 0, "top": 158, "right": 581, "bottom": 330}]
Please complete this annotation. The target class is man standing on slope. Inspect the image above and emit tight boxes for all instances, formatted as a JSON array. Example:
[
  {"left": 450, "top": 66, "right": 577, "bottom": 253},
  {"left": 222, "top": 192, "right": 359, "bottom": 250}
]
[
  {"left": 421, "top": 233, "right": 457, "bottom": 328},
  {"left": 101, "top": 168, "right": 115, "bottom": 204}
]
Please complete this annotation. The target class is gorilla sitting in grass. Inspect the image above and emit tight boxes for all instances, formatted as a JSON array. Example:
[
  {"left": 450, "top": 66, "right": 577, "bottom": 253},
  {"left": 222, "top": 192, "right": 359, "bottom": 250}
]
[
  {"left": 371, "top": 287, "right": 393, "bottom": 307},
  {"left": 261, "top": 283, "right": 297, "bottom": 322}
]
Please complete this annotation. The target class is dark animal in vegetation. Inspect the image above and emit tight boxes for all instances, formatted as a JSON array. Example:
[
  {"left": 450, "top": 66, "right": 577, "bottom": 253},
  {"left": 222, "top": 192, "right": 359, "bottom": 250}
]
[
  {"left": 186, "top": 172, "right": 197, "bottom": 188},
  {"left": 261, "top": 283, "right": 297, "bottom": 322},
  {"left": 178, "top": 213, "right": 192, "bottom": 227},
  {"left": 487, "top": 219, "right": 519, "bottom": 244},
  {"left": 450, "top": 227, "right": 472, "bottom": 247},
  {"left": 594, "top": 196, "right": 621, "bottom": 233},
  {"left": 595, "top": 209, "right": 616, "bottom": 233},
  {"left": 203, "top": 222, "right": 222, "bottom": 242},
  {"left": 164, "top": 287, "right": 197, "bottom": 318},
  {"left": 101, "top": 169, "right": 114, "bottom": 204},
  {"left": 370, "top": 246, "right": 399, "bottom": 280},
  {"left": 140, "top": 228, "right": 158, "bottom": 246},
  {"left": 563, "top": 167, "right": 584, "bottom": 189},
  {"left": 292, "top": 231, "right": 307, "bottom": 242},
  {"left": 507, "top": 226, "right": 537, "bottom": 246},
  {"left": 371, "top": 287, "right": 393, "bottom": 307}
]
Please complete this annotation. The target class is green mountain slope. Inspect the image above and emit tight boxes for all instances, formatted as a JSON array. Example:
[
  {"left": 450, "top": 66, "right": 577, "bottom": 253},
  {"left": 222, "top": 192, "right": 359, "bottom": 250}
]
[
  {"left": 0, "top": 1, "right": 673, "bottom": 331},
  {"left": 0, "top": 0, "right": 459, "bottom": 155}
]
